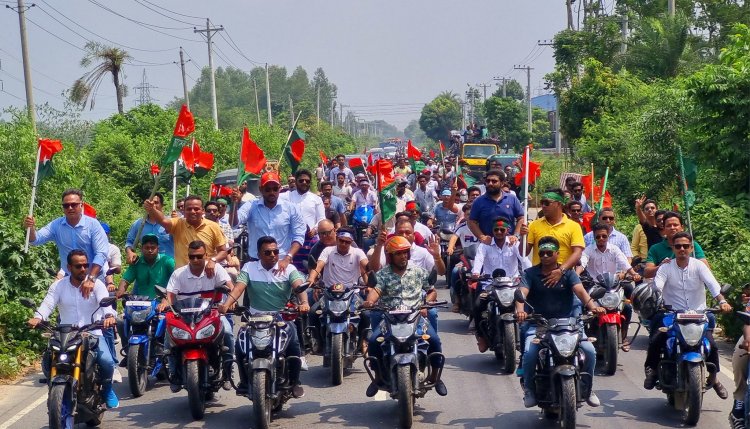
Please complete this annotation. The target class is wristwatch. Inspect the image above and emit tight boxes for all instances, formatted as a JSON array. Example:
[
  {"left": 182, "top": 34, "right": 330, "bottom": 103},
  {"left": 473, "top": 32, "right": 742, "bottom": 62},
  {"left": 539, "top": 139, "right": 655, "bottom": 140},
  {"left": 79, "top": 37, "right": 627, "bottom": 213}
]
[{"left": 210, "top": 257, "right": 217, "bottom": 263}]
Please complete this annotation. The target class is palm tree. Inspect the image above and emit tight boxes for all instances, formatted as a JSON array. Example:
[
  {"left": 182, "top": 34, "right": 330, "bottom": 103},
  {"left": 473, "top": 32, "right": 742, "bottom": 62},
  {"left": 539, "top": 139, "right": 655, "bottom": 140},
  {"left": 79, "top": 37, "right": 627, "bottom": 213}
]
[
  {"left": 70, "top": 42, "right": 131, "bottom": 114},
  {"left": 619, "top": 13, "right": 692, "bottom": 80}
]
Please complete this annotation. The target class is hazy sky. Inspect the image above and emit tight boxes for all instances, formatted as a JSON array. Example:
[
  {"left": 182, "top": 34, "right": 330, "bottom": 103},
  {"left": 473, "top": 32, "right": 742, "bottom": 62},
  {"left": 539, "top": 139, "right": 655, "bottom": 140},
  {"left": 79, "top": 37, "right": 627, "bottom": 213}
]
[{"left": 0, "top": 0, "right": 565, "bottom": 130}]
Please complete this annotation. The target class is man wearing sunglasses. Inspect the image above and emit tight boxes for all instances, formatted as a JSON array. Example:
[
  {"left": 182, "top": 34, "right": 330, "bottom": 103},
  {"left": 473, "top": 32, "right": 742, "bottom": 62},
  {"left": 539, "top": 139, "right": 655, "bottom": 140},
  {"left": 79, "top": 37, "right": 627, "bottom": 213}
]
[
  {"left": 643, "top": 232, "right": 731, "bottom": 398},
  {"left": 222, "top": 236, "right": 308, "bottom": 398},
  {"left": 643, "top": 211, "right": 708, "bottom": 278},
  {"left": 516, "top": 237, "right": 604, "bottom": 408},
  {"left": 234, "top": 171, "right": 306, "bottom": 275},
  {"left": 583, "top": 207, "right": 633, "bottom": 264},
  {"left": 24, "top": 189, "right": 109, "bottom": 299},
  {"left": 280, "top": 169, "right": 325, "bottom": 275},
  {"left": 468, "top": 170, "right": 524, "bottom": 247}
]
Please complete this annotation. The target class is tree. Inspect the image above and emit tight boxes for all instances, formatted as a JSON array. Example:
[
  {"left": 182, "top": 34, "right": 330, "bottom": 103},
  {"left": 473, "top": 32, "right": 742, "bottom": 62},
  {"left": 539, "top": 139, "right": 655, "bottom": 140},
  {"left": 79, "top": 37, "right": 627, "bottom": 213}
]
[
  {"left": 418, "top": 95, "right": 462, "bottom": 143},
  {"left": 491, "top": 79, "right": 525, "bottom": 101},
  {"left": 483, "top": 96, "right": 529, "bottom": 152},
  {"left": 404, "top": 120, "right": 430, "bottom": 146},
  {"left": 619, "top": 13, "right": 695, "bottom": 80},
  {"left": 70, "top": 42, "right": 131, "bottom": 114},
  {"left": 532, "top": 107, "right": 553, "bottom": 148}
]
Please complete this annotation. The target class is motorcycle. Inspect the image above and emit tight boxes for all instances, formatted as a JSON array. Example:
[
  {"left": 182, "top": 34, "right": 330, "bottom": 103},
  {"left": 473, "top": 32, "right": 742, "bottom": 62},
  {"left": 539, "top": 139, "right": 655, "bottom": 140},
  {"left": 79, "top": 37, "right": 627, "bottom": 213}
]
[
  {"left": 161, "top": 284, "right": 230, "bottom": 420},
  {"left": 735, "top": 306, "right": 750, "bottom": 429},
  {"left": 21, "top": 296, "right": 116, "bottom": 429},
  {"left": 476, "top": 270, "right": 520, "bottom": 373},
  {"left": 438, "top": 222, "right": 456, "bottom": 273},
  {"left": 514, "top": 290, "right": 595, "bottom": 429},
  {"left": 313, "top": 282, "right": 366, "bottom": 385},
  {"left": 655, "top": 306, "right": 718, "bottom": 426},
  {"left": 584, "top": 273, "right": 630, "bottom": 375},
  {"left": 363, "top": 301, "right": 447, "bottom": 429},
  {"left": 234, "top": 282, "right": 310, "bottom": 429},
  {"left": 352, "top": 204, "right": 375, "bottom": 249},
  {"left": 450, "top": 244, "right": 478, "bottom": 318},
  {"left": 120, "top": 291, "right": 168, "bottom": 397}
]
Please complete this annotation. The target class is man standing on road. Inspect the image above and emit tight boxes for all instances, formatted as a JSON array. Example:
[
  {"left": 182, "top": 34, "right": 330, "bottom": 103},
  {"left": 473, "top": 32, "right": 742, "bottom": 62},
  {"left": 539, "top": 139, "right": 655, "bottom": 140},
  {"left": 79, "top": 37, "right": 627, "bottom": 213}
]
[
  {"left": 221, "top": 236, "right": 309, "bottom": 398},
  {"left": 333, "top": 172, "right": 353, "bottom": 203},
  {"left": 235, "top": 171, "right": 306, "bottom": 271},
  {"left": 414, "top": 174, "right": 438, "bottom": 215},
  {"left": 124, "top": 193, "right": 174, "bottom": 263},
  {"left": 468, "top": 170, "right": 524, "bottom": 246},
  {"left": 24, "top": 189, "right": 108, "bottom": 298}
]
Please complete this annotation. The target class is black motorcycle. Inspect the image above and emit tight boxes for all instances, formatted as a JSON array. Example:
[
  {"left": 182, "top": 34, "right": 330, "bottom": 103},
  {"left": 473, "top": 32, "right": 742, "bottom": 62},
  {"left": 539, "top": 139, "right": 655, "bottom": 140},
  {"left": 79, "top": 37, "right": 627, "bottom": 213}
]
[
  {"left": 515, "top": 290, "right": 595, "bottom": 429},
  {"left": 21, "top": 296, "right": 116, "bottom": 429},
  {"left": 450, "top": 244, "right": 478, "bottom": 318},
  {"left": 476, "top": 270, "right": 520, "bottom": 372},
  {"left": 364, "top": 301, "right": 447, "bottom": 429}
]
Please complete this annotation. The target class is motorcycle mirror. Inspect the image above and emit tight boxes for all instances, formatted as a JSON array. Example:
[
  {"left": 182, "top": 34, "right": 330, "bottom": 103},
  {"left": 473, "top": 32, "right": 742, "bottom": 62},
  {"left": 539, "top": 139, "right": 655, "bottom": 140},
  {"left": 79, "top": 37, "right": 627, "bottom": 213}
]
[
  {"left": 99, "top": 297, "right": 116, "bottom": 308},
  {"left": 214, "top": 283, "right": 231, "bottom": 294},
  {"left": 20, "top": 298, "right": 36, "bottom": 309},
  {"left": 294, "top": 282, "right": 311, "bottom": 294},
  {"left": 514, "top": 288, "right": 526, "bottom": 303},
  {"left": 105, "top": 268, "right": 117, "bottom": 276},
  {"left": 154, "top": 285, "right": 167, "bottom": 297},
  {"left": 427, "top": 268, "right": 438, "bottom": 286},
  {"left": 45, "top": 268, "right": 59, "bottom": 278},
  {"left": 589, "top": 287, "right": 606, "bottom": 300},
  {"left": 367, "top": 271, "right": 378, "bottom": 288}
]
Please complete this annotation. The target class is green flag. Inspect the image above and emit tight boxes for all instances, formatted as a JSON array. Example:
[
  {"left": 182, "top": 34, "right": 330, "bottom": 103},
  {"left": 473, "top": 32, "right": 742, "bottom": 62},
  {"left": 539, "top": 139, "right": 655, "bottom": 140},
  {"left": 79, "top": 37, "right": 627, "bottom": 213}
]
[
  {"left": 160, "top": 105, "right": 195, "bottom": 166},
  {"left": 376, "top": 159, "right": 398, "bottom": 224},
  {"left": 283, "top": 129, "right": 306, "bottom": 174},
  {"left": 678, "top": 146, "right": 697, "bottom": 209},
  {"left": 37, "top": 139, "right": 63, "bottom": 185}
]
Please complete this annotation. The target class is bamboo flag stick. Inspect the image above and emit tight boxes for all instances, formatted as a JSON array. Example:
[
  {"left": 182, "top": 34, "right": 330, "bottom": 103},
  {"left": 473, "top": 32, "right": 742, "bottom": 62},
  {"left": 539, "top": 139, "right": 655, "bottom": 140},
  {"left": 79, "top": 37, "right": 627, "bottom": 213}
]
[{"left": 23, "top": 144, "right": 42, "bottom": 253}]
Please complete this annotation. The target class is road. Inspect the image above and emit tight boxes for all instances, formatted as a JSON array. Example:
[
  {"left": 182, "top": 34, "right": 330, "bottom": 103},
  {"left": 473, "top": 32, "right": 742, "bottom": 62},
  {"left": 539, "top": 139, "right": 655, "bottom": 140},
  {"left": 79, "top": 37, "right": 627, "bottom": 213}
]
[{"left": 0, "top": 286, "right": 737, "bottom": 429}]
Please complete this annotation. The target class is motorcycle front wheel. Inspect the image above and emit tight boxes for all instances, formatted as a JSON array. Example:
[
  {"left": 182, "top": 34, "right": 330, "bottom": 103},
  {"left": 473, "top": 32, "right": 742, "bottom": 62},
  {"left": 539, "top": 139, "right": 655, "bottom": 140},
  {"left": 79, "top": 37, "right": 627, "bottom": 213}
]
[
  {"left": 396, "top": 365, "right": 414, "bottom": 428},
  {"left": 48, "top": 383, "right": 74, "bottom": 429},
  {"left": 683, "top": 362, "right": 703, "bottom": 426},
  {"left": 559, "top": 377, "right": 577, "bottom": 429},
  {"left": 331, "top": 333, "right": 344, "bottom": 386},
  {"left": 127, "top": 344, "right": 148, "bottom": 397},
  {"left": 185, "top": 360, "right": 205, "bottom": 420},
  {"left": 603, "top": 324, "right": 619, "bottom": 376},
  {"left": 252, "top": 371, "right": 271, "bottom": 429}
]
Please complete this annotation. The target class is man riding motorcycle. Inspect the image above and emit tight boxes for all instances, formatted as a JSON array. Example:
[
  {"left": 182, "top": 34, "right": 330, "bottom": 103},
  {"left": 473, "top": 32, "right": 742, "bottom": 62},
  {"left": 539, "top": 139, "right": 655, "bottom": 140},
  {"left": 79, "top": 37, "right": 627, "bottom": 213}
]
[{"left": 363, "top": 236, "right": 448, "bottom": 397}]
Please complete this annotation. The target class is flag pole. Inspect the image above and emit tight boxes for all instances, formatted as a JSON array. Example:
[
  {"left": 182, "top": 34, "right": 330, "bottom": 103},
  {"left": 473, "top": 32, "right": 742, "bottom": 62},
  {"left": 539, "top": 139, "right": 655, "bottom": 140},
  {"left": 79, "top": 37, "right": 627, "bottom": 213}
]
[
  {"left": 678, "top": 145, "right": 696, "bottom": 257},
  {"left": 590, "top": 162, "right": 594, "bottom": 208},
  {"left": 172, "top": 161, "right": 178, "bottom": 210},
  {"left": 521, "top": 144, "right": 530, "bottom": 253},
  {"left": 277, "top": 111, "right": 303, "bottom": 168},
  {"left": 23, "top": 143, "right": 42, "bottom": 253},
  {"left": 598, "top": 167, "right": 609, "bottom": 212}
]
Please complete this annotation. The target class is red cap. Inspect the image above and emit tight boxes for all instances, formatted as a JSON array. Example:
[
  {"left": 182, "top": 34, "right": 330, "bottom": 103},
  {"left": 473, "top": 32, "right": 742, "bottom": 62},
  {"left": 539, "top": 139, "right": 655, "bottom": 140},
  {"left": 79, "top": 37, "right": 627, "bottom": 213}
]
[{"left": 260, "top": 171, "right": 281, "bottom": 187}]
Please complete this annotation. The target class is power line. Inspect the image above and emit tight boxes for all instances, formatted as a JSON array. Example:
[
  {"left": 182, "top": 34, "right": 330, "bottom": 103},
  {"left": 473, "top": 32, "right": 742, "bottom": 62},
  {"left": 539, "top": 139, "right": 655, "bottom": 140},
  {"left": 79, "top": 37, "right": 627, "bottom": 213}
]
[
  {"left": 1, "top": 88, "right": 26, "bottom": 102},
  {"left": 85, "top": 0, "right": 202, "bottom": 42},
  {"left": 0, "top": 46, "right": 69, "bottom": 87},
  {"left": 24, "top": 15, "right": 86, "bottom": 52},
  {"left": 218, "top": 29, "right": 264, "bottom": 66},
  {"left": 132, "top": 0, "right": 202, "bottom": 26},
  {"left": 140, "top": 0, "right": 206, "bottom": 21}
]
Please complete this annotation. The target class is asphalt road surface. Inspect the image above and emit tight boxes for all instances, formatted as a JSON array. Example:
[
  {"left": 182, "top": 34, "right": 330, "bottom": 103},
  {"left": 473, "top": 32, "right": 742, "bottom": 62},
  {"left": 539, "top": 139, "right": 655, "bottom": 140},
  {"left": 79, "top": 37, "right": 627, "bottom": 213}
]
[{"left": 0, "top": 286, "right": 738, "bottom": 428}]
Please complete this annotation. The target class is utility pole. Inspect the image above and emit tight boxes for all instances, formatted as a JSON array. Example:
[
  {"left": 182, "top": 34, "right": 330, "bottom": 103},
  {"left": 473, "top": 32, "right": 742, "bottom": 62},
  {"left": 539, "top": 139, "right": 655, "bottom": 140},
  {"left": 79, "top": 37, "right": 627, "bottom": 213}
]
[
  {"left": 330, "top": 98, "right": 335, "bottom": 125},
  {"left": 288, "top": 94, "right": 294, "bottom": 128},
  {"left": 265, "top": 63, "right": 272, "bottom": 125},
  {"left": 493, "top": 76, "right": 508, "bottom": 98},
  {"left": 9, "top": 0, "right": 36, "bottom": 132},
  {"left": 476, "top": 82, "right": 491, "bottom": 102},
  {"left": 668, "top": 0, "right": 675, "bottom": 16},
  {"left": 252, "top": 78, "right": 260, "bottom": 124},
  {"left": 316, "top": 84, "right": 320, "bottom": 126},
  {"left": 194, "top": 19, "right": 223, "bottom": 130},
  {"left": 177, "top": 47, "right": 190, "bottom": 109},
  {"left": 514, "top": 65, "right": 533, "bottom": 138},
  {"left": 340, "top": 104, "right": 348, "bottom": 128},
  {"left": 620, "top": 8, "right": 628, "bottom": 54}
]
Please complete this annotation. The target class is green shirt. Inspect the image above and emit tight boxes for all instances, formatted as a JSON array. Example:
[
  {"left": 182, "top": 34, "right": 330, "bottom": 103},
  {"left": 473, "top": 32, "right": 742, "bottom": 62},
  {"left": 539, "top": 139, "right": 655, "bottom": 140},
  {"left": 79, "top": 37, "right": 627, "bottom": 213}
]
[
  {"left": 374, "top": 265, "right": 432, "bottom": 309},
  {"left": 122, "top": 254, "right": 175, "bottom": 299},
  {"left": 646, "top": 240, "right": 706, "bottom": 265},
  {"left": 236, "top": 261, "right": 304, "bottom": 312}
]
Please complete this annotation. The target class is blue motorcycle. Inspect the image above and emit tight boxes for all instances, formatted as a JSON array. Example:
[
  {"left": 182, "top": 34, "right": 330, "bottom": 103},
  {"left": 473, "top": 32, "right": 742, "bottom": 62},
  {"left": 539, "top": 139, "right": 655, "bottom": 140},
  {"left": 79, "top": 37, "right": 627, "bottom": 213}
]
[
  {"left": 121, "top": 294, "right": 168, "bottom": 397},
  {"left": 657, "top": 307, "right": 717, "bottom": 426}
]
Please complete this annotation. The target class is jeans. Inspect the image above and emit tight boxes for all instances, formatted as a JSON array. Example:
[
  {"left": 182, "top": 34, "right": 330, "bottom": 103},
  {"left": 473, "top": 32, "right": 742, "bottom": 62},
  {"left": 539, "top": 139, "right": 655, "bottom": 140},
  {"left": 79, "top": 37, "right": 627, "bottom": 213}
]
[
  {"left": 644, "top": 312, "right": 720, "bottom": 373},
  {"left": 521, "top": 324, "right": 596, "bottom": 393},
  {"left": 450, "top": 266, "right": 461, "bottom": 297},
  {"left": 102, "top": 327, "right": 118, "bottom": 364},
  {"left": 94, "top": 335, "right": 116, "bottom": 389},
  {"left": 235, "top": 322, "right": 302, "bottom": 385},
  {"left": 368, "top": 312, "right": 443, "bottom": 368}
]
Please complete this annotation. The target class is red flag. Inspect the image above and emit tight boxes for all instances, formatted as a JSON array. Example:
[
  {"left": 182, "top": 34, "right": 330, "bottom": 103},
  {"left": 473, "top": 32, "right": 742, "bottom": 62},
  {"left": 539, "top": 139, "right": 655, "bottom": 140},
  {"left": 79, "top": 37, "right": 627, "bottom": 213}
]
[
  {"left": 581, "top": 173, "right": 595, "bottom": 198},
  {"left": 367, "top": 153, "right": 377, "bottom": 174},
  {"left": 429, "top": 149, "right": 436, "bottom": 158},
  {"left": 39, "top": 138, "right": 62, "bottom": 162},
  {"left": 180, "top": 141, "right": 214, "bottom": 174},
  {"left": 348, "top": 157, "right": 366, "bottom": 176},
  {"left": 319, "top": 150, "right": 329, "bottom": 165},
  {"left": 210, "top": 183, "right": 234, "bottom": 198},
  {"left": 582, "top": 211, "right": 596, "bottom": 233},
  {"left": 173, "top": 104, "right": 195, "bottom": 138},
  {"left": 376, "top": 159, "right": 396, "bottom": 190},
  {"left": 240, "top": 127, "right": 267, "bottom": 175},
  {"left": 83, "top": 202, "right": 97, "bottom": 218},
  {"left": 150, "top": 162, "right": 160, "bottom": 176},
  {"left": 439, "top": 141, "right": 446, "bottom": 152},
  {"left": 407, "top": 140, "right": 421, "bottom": 160},
  {"left": 514, "top": 148, "right": 542, "bottom": 187}
]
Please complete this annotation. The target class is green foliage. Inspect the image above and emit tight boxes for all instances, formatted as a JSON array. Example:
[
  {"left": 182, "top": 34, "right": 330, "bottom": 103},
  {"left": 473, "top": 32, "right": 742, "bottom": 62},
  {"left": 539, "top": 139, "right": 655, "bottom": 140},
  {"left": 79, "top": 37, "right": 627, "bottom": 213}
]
[
  {"left": 491, "top": 79, "right": 525, "bottom": 100},
  {"left": 620, "top": 13, "right": 696, "bottom": 81},
  {"left": 419, "top": 94, "right": 462, "bottom": 143},
  {"left": 483, "top": 97, "right": 529, "bottom": 151}
]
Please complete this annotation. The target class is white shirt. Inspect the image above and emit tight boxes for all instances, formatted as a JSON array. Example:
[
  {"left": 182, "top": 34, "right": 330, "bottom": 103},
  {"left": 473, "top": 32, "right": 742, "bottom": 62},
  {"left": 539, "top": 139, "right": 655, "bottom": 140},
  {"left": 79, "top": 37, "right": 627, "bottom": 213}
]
[
  {"left": 454, "top": 223, "right": 479, "bottom": 248},
  {"left": 329, "top": 166, "right": 355, "bottom": 183},
  {"left": 36, "top": 277, "right": 115, "bottom": 336},
  {"left": 584, "top": 228, "right": 632, "bottom": 258},
  {"left": 387, "top": 221, "right": 434, "bottom": 243},
  {"left": 472, "top": 237, "right": 530, "bottom": 279},
  {"left": 332, "top": 184, "right": 353, "bottom": 201},
  {"left": 379, "top": 243, "right": 435, "bottom": 272},
  {"left": 352, "top": 189, "right": 378, "bottom": 207},
  {"left": 580, "top": 243, "right": 630, "bottom": 280},
  {"left": 167, "top": 263, "right": 231, "bottom": 300},
  {"left": 279, "top": 190, "right": 325, "bottom": 230},
  {"left": 319, "top": 246, "right": 368, "bottom": 287},
  {"left": 654, "top": 257, "right": 722, "bottom": 311},
  {"left": 241, "top": 192, "right": 257, "bottom": 203}
]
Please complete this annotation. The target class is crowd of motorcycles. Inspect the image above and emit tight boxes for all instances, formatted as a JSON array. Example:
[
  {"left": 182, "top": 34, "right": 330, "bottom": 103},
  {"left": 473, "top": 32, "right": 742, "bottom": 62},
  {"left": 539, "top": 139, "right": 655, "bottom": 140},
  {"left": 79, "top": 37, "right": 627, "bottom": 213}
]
[{"left": 21, "top": 230, "right": 746, "bottom": 429}]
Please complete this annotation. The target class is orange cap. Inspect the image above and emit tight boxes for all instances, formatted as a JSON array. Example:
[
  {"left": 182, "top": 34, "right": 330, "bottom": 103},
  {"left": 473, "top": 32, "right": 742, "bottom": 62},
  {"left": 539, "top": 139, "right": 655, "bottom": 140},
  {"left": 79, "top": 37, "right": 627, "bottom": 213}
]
[{"left": 260, "top": 171, "right": 280, "bottom": 187}]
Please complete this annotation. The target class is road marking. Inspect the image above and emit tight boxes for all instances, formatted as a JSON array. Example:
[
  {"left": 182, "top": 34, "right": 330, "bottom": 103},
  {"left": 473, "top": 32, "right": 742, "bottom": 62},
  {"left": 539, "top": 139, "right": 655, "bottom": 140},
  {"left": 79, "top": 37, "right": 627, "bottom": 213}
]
[
  {"left": 0, "top": 394, "right": 46, "bottom": 429},
  {"left": 373, "top": 391, "right": 388, "bottom": 401}
]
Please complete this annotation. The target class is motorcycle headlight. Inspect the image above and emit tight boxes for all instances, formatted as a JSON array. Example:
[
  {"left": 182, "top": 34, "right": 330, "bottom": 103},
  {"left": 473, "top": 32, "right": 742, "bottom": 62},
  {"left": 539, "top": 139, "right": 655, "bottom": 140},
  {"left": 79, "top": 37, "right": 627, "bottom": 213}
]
[
  {"left": 65, "top": 344, "right": 78, "bottom": 352},
  {"left": 496, "top": 288, "right": 515, "bottom": 307},
  {"left": 196, "top": 324, "right": 216, "bottom": 340},
  {"left": 678, "top": 323, "right": 705, "bottom": 347},
  {"left": 551, "top": 332, "right": 580, "bottom": 358},
  {"left": 390, "top": 322, "right": 416, "bottom": 342},
  {"left": 51, "top": 345, "right": 61, "bottom": 351},
  {"left": 59, "top": 353, "right": 68, "bottom": 362},
  {"left": 130, "top": 308, "right": 151, "bottom": 324},
  {"left": 599, "top": 292, "right": 621, "bottom": 310},
  {"left": 251, "top": 328, "right": 273, "bottom": 350},
  {"left": 328, "top": 300, "right": 349, "bottom": 315},
  {"left": 170, "top": 326, "right": 191, "bottom": 340}
]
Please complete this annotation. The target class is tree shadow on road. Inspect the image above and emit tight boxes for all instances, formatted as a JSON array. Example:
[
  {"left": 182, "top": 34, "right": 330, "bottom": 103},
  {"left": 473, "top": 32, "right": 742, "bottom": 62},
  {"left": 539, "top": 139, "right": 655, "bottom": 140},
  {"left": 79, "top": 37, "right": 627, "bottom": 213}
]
[{"left": 269, "top": 399, "right": 442, "bottom": 427}]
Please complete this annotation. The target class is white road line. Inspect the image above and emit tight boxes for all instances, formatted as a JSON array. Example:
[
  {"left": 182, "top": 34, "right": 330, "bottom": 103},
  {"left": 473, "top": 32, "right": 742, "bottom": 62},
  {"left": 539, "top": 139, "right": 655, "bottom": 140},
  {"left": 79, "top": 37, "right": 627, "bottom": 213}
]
[
  {"left": 0, "top": 394, "right": 46, "bottom": 429},
  {"left": 373, "top": 391, "right": 388, "bottom": 401}
]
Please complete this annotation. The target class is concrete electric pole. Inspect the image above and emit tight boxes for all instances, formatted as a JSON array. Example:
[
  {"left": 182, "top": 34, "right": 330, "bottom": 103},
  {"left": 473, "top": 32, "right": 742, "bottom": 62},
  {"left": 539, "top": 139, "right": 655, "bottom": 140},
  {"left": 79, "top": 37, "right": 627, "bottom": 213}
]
[
  {"left": 514, "top": 65, "right": 534, "bottom": 138},
  {"left": 9, "top": 0, "right": 36, "bottom": 133},
  {"left": 194, "top": 19, "right": 223, "bottom": 130},
  {"left": 178, "top": 47, "right": 190, "bottom": 109}
]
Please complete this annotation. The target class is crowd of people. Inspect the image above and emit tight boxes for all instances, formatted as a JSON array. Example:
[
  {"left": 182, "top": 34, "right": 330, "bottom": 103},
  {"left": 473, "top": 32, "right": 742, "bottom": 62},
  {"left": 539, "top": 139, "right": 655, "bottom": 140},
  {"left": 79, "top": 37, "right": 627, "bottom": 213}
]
[{"left": 21, "top": 149, "right": 750, "bottom": 429}]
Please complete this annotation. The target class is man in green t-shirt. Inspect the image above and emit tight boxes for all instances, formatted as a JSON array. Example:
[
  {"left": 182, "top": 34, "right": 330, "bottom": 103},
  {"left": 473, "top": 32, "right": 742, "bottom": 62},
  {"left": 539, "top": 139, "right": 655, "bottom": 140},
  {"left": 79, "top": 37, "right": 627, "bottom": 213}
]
[
  {"left": 116, "top": 234, "right": 175, "bottom": 299},
  {"left": 644, "top": 211, "right": 708, "bottom": 277}
]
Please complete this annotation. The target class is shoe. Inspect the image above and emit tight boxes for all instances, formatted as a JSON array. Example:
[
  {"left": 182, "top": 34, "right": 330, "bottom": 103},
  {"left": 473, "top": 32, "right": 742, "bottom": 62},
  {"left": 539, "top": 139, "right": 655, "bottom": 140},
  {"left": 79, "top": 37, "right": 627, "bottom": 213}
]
[
  {"left": 713, "top": 381, "right": 729, "bottom": 400},
  {"left": 291, "top": 384, "right": 305, "bottom": 398},
  {"left": 476, "top": 336, "right": 488, "bottom": 353},
  {"left": 170, "top": 383, "right": 182, "bottom": 393},
  {"left": 112, "top": 369, "right": 122, "bottom": 383},
  {"left": 586, "top": 392, "right": 601, "bottom": 407},
  {"left": 451, "top": 303, "right": 460, "bottom": 313},
  {"left": 103, "top": 387, "right": 119, "bottom": 409},
  {"left": 643, "top": 367, "right": 657, "bottom": 390},
  {"left": 434, "top": 380, "right": 447, "bottom": 396},
  {"left": 729, "top": 412, "right": 746, "bottom": 429},
  {"left": 366, "top": 381, "right": 379, "bottom": 398},
  {"left": 236, "top": 382, "right": 248, "bottom": 396},
  {"left": 523, "top": 389, "right": 537, "bottom": 408},
  {"left": 222, "top": 380, "right": 232, "bottom": 391},
  {"left": 300, "top": 356, "right": 309, "bottom": 371},
  {"left": 118, "top": 358, "right": 127, "bottom": 368}
]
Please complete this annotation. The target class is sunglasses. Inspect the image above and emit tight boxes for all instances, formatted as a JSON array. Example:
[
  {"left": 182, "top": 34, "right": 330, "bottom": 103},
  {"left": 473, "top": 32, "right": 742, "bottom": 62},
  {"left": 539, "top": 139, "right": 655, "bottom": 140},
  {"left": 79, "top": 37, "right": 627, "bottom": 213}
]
[
  {"left": 263, "top": 249, "right": 280, "bottom": 256},
  {"left": 486, "top": 179, "right": 500, "bottom": 184},
  {"left": 601, "top": 216, "right": 615, "bottom": 221},
  {"left": 177, "top": 205, "right": 184, "bottom": 209},
  {"left": 188, "top": 254, "right": 205, "bottom": 260},
  {"left": 541, "top": 200, "right": 552, "bottom": 206},
  {"left": 217, "top": 204, "right": 226, "bottom": 208},
  {"left": 297, "top": 179, "right": 311, "bottom": 183},
  {"left": 264, "top": 187, "right": 280, "bottom": 192},
  {"left": 71, "top": 263, "right": 87, "bottom": 269},
  {"left": 570, "top": 209, "right": 581, "bottom": 213},
  {"left": 319, "top": 230, "right": 334, "bottom": 236},
  {"left": 673, "top": 243, "right": 691, "bottom": 250},
  {"left": 572, "top": 188, "right": 582, "bottom": 192},
  {"left": 595, "top": 234, "right": 608, "bottom": 239},
  {"left": 62, "top": 203, "right": 81, "bottom": 209},
  {"left": 493, "top": 227, "right": 507, "bottom": 233},
  {"left": 538, "top": 251, "right": 555, "bottom": 258}
]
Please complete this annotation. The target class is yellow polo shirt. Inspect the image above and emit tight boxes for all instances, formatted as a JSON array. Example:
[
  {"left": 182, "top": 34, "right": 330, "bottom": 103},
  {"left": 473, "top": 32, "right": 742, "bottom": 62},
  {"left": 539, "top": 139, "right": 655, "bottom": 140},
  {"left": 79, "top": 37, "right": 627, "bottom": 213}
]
[
  {"left": 527, "top": 215, "right": 585, "bottom": 265},
  {"left": 168, "top": 218, "right": 227, "bottom": 268}
]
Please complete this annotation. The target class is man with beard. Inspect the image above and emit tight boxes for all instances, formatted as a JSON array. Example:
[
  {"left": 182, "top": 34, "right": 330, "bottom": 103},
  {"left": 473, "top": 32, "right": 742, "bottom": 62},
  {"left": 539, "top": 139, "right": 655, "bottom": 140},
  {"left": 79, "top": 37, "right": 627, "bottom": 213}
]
[
  {"left": 319, "top": 180, "right": 348, "bottom": 227},
  {"left": 329, "top": 154, "right": 356, "bottom": 183},
  {"left": 468, "top": 170, "right": 524, "bottom": 246},
  {"left": 279, "top": 169, "right": 325, "bottom": 274}
]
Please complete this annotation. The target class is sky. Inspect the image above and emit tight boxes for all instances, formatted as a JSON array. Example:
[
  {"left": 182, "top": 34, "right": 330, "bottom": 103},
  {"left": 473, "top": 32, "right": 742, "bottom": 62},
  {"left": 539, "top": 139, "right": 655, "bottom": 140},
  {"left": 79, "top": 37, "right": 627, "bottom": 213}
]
[{"left": 0, "top": 0, "right": 566, "bottom": 130}]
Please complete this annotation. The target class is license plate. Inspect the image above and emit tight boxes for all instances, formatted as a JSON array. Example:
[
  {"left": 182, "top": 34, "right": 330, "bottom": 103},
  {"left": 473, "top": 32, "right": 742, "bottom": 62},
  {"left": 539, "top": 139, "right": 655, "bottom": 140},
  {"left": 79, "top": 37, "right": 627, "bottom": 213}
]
[
  {"left": 180, "top": 307, "right": 203, "bottom": 313},
  {"left": 246, "top": 315, "right": 274, "bottom": 323},
  {"left": 126, "top": 301, "right": 152, "bottom": 307}
]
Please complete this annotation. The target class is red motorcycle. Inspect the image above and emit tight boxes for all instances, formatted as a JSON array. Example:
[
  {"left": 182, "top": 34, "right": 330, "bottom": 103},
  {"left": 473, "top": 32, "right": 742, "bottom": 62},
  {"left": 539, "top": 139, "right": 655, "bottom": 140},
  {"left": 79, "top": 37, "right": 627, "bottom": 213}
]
[
  {"left": 584, "top": 273, "right": 630, "bottom": 375},
  {"left": 162, "top": 284, "right": 230, "bottom": 420}
]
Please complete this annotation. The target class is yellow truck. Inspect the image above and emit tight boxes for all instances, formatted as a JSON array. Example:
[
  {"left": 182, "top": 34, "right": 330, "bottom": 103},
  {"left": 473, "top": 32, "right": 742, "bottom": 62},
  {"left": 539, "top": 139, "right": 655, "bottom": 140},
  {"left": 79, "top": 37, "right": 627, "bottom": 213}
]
[{"left": 461, "top": 143, "right": 498, "bottom": 179}]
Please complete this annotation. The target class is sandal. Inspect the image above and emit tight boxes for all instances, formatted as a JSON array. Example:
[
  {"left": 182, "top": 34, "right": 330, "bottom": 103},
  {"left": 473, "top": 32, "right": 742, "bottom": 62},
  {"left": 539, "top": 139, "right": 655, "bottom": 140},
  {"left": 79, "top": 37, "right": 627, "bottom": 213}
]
[{"left": 621, "top": 339, "right": 631, "bottom": 352}]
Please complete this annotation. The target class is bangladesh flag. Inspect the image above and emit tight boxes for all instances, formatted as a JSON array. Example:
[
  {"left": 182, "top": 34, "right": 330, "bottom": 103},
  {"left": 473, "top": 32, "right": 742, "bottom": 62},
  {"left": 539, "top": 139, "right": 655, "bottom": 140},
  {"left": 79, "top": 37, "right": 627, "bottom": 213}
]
[
  {"left": 376, "top": 159, "right": 397, "bottom": 223},
  {"left": 160, "top": 105, "right": 195, "bottom": 166},
  {"left": 36, "top": 138, "right": 62, "bottom": 185},
  {"left": 455, "top": 164, "right": 477, "bottom": 189},
  {"left": 348, "top": 157, "right": 367, "bottom": 176},
  {"left": 238, "top": 127, "right": 266, "bottom": 185},
  {"left": 283, "top": 129, "right": 305, "bottom": 174}
]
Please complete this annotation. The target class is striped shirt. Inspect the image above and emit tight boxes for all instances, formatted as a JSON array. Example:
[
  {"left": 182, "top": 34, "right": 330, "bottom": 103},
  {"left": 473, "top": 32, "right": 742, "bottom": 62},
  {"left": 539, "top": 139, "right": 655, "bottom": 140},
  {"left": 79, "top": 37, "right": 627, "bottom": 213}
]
[{"left": 236, "top": 261, "right": 304, "bottom": 311}]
